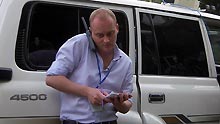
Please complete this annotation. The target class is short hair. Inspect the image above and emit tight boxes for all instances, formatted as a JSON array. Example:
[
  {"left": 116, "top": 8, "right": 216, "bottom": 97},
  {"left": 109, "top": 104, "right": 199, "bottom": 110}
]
[{"left": 89, "top": 8, "right": 117, "bottom": 25}]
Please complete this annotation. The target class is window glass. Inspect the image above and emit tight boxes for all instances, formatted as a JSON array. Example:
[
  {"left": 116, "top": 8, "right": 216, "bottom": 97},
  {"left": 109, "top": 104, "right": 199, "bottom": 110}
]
[
  {"left": 15, "top": 2, "right": 129, "bottom": 71},
  {"left": 140, "top": 13, "right": 208, "bottom": 77},
  {"left": 204, "top": 18, "right": 220, "bottom": 65},
  {"left": 204, "top": 18, "right": 220, "bottom": 75}
]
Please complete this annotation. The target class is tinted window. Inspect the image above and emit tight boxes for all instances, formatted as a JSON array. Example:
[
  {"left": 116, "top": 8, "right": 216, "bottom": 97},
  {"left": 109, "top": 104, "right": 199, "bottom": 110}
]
[
  {"left": 15, "top": 2, "right": 129, "bottom": 71},
  {"left": 204, "top": 18, "right": 220, "bottom": 65},
  {"left": 204, "top": 18, "right": 220, "bottom": 75},
  {"left": 140, "top": 13, "right": 208, "bottom": 77}
]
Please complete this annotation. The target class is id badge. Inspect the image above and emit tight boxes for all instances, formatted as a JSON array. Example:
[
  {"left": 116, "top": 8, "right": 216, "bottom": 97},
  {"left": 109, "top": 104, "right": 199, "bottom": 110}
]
[{"left": 90, "top": 103, "right": 103, "bottom": 112}]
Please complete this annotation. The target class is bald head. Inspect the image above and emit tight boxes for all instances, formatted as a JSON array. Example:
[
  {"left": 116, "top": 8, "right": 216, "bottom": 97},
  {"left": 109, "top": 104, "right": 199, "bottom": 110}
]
[{"left": 89, "top": 8, "right": 117, "bottom": 27}]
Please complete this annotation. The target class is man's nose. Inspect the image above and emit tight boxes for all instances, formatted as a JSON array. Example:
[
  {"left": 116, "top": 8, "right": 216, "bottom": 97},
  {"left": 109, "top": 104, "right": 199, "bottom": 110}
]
[{"left": 103, "top": 35, "right": 110, "bottom": 43}]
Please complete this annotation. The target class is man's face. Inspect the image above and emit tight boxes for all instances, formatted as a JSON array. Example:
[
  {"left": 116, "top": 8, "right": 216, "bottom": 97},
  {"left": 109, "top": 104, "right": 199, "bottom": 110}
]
[{"left": 90, "top": 17, "right": 118, "bottom": 54}]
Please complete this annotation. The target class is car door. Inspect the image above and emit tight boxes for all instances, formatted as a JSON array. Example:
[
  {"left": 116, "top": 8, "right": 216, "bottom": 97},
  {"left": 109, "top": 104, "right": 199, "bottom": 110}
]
[
  {"left": 203, "top": 16, "right": 220, "bottom": 86},
  {"left": 135, "top": 8, "right": 220, "bottom": 124},
  {"left": 0, "top": 0, "right": 142, "bottom": 124}
]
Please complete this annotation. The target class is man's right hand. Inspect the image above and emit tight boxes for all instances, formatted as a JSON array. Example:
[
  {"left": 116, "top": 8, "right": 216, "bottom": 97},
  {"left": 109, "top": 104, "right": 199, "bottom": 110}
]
[{"left": 86, "top": 87, "right": 105, "bottom": 105}]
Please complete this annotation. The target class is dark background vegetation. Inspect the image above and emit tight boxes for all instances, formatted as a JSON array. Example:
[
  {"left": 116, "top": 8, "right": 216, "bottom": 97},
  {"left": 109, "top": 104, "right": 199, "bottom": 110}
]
[{"left": 200, "top": 0, "right": 220, "bottom": 15}]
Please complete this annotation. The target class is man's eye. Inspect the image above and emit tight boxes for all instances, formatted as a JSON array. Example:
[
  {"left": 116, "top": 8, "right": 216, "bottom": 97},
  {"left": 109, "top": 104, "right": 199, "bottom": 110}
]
[
  {"left": 107, "top": 31, "right": 115, "bottom": 37},
  {"left": 96, "top": 34, "right": 104, "bottom": 38}
]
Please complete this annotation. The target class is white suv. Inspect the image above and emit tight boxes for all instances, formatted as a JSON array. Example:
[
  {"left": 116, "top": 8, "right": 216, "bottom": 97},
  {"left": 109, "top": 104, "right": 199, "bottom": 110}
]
[{"left": 0, "top": 0, "right": 219, "bottom": 124}]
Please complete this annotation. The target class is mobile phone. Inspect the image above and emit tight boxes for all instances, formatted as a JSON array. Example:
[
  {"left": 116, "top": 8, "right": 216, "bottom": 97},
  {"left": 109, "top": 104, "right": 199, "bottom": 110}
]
[
  {"left": 105, "top": 91, "right": 133, "bottom": 99},
  {"left": 81, "top": 17, "right": 96, "bottom": 52},
  {"left": 106, "top": 91, "right": 119, "bottom": 98}
]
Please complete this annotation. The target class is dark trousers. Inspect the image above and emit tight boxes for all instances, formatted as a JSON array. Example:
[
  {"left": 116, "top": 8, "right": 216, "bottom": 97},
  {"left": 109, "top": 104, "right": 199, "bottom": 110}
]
[{"left": 63, "top": 120, "right": 117, "bottom": 124}]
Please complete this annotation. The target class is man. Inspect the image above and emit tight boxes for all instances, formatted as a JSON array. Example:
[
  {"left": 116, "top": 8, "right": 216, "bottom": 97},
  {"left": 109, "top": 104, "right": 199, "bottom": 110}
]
[{"left": 46, "top": 8, "right": 133, "bottom": 124}]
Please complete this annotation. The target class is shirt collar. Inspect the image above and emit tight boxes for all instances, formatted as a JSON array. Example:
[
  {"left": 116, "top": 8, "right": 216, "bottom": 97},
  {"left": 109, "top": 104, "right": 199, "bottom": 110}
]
[{"left": 113, "top": 44, "right": 122, "bottom": 62}]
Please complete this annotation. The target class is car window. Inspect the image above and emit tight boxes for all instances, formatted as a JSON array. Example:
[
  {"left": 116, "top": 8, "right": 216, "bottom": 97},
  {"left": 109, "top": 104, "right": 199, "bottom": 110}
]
[
  {"left": 140, "top": 13, "right": 209, "bottom": 77},
  {"left": 204, "top": 18, "right": 220, "bottom": 75},
  {"left": 15, "top": 1, "right": 129, "bottom": 71}
]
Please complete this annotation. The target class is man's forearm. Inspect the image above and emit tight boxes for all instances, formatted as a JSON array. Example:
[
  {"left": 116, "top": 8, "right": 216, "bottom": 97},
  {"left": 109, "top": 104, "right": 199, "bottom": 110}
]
[{"left": 45, "top": 75, "right": 89, "bottom": 97}]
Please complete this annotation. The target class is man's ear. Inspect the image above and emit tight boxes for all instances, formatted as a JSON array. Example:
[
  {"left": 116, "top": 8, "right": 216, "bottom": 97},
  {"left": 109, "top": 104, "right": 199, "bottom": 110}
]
[
  {"left": 89, "top": 27, "right": 93, "bottom": 35},
  {"left": 116, "top": 23, "right": 119, "bottom": 33}
]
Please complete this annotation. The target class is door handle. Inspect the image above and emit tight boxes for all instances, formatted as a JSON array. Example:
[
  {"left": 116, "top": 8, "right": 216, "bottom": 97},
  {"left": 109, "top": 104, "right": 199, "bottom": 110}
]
[
  {"left": 149, "top": 93, "right": 165, "bottom": 104},
  {"left": 0, "top": 67, "right": 12, "bottom": 81}
]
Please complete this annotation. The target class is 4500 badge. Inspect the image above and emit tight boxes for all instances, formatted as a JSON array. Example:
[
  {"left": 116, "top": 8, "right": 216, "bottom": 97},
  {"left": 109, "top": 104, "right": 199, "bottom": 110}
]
[{"left": 10, "top": 94, "right": 47, "bottom": 101}]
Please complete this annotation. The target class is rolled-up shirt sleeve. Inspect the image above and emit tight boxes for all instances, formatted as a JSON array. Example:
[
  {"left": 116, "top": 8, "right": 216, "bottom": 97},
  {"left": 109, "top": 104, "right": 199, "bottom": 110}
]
[
  {"left": 121, "top": 59, "right": 133, "bottom": 103},
  {"left": 122, "top": 60, "right": 133, "bottom": 93}
]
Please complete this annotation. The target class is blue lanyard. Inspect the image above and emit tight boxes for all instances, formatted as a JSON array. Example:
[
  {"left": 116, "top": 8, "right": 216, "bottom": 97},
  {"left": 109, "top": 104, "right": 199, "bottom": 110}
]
[{"left": 95, "top": 52, "right": 113, "bottom": 88}]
